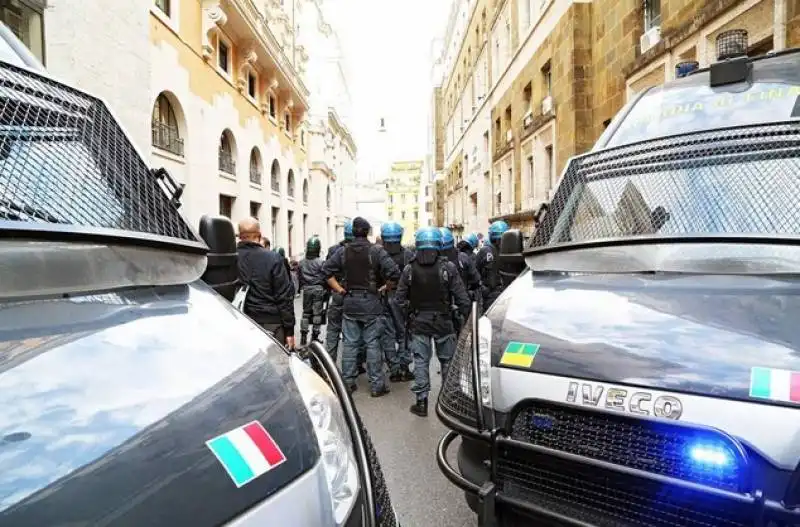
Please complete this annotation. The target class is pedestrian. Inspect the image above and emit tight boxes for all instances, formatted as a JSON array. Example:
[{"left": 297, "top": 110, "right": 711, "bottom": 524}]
[
  {"left": 457, "top": 233, "right": 479, "bottom": 259},
  {"left": 324, "top": 222, "right": 353, "bottom": 362},
  {"left": 322, "top": 217, "right": 400, "bottom": 396},
  {"left": 393, "top": 226, "right": 471, "bottom": 417},
  {"left": 236, "top": 217, "right": 296, "bottom": 348},
  {"left": 379, "top": 222, "right": 414, "bottom": 382},
  {"left": 440, "top": 227, "right": 481, "bottom": 333},
  {"left": 298, "top": 236, "right": 326, "bottom": 346},
  {"left": 475, "top": 220, "right": 510, "bottom": 312}
]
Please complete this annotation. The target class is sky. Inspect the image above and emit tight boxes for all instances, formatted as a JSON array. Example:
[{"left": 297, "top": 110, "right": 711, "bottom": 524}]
[{"left": 322, "top": 0, "right": 451, "bottom": 178}]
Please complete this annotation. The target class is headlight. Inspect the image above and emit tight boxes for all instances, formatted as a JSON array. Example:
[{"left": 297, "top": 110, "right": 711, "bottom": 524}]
[
  {"left": 477, "top": 316, "right": 493, "bottom": 408},
  {"left": 290, "top": 355, "right": 360, "bottom": 525}
]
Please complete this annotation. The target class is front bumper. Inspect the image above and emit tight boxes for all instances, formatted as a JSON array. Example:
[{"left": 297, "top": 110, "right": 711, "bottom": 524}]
[{"left": 436, "top": 402, "right": 800, "bottom": 527}]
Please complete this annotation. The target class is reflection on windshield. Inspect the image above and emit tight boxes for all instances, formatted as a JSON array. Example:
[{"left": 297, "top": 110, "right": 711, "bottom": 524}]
[
  {"left": 0, "top": 131, "right": 126, "bottom": 225},
  {"left": 550, "top": 158, "right": 800, "bottom": 244},
  {"left": 609, "top": 83, "right": 800, "bottom": 147}
]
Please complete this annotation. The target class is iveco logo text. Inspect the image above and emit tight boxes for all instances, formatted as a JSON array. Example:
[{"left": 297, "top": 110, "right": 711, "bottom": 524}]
[{"left": 566, "top": 382, "right": 683, "bottom": 420}]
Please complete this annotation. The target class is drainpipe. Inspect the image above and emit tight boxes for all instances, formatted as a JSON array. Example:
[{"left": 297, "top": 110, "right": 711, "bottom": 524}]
[{"left": 774, "top": 0, "right": 787, "bottom": 51}]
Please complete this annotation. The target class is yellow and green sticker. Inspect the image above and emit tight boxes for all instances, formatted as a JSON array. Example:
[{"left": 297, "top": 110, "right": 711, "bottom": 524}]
[{"left": 499, "top": 341, "right": 540, "bottom": 368}]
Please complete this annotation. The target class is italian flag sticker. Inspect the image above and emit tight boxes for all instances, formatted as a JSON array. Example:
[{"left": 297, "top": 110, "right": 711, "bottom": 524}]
[
  {"left": 206, "top": 421, "right": 286, "bottom": 487},
  {"left": 749, "top": 367, "right": 800, "bottom": 404},
  {"left": 499, "top": 341, "right": 540, "bottom": 368}
]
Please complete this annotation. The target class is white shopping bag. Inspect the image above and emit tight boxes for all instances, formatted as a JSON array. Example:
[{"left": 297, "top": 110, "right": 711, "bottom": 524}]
[{"left": 232, "top": 284, "right": 249, "bottom": 312}]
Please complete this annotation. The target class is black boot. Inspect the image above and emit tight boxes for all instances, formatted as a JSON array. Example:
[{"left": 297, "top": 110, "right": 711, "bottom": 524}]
[
  {"left": 300, "top": 331, "right": 308, "bottom": 346},
  {"left": 311, "top": 331, "right": 320, "bottom": 343},
  {"left": 370, "top": 385, "right": 390, "bottom": 398},
  {"left": 409, "top": 398, "right": 428, "bottom": 417}
]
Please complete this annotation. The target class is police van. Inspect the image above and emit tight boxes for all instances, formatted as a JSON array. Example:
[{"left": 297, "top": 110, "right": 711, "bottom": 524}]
[
  {"left": 0, "top": 23, "right": 397, "bottom": 527},
  {"left": 436, "top": 32, "right": 800, "bottom": 527}
]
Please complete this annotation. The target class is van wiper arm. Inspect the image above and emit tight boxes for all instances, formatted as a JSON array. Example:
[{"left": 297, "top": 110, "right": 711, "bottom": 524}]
[{"left": 0, "top": 199, "right": 66, "bottom": 223}]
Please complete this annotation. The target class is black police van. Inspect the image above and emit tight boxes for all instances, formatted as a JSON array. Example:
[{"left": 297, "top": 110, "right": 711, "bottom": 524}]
[
  {"left": 0, "top": 23, "right": 397, "bottom": 527},
  {"left": 436, "top": 31, "right": 800, "bottom": 527}
]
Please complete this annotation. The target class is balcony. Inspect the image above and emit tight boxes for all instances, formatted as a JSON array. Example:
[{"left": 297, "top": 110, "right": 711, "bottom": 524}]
[
  {"left": 219, "top": 151, "right": 236, "bottom": 175},
  {"left": 205, "top": 0, "right": 309, "bottom": 113},
  {"left": 151, "top": 122, "right": 184, "bottom": 157}
]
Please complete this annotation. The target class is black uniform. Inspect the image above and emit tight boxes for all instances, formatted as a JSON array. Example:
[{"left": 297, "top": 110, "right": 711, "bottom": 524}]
[
  {"left": 443, "top": 247, "right": 481, "bottom": 333},
  {"left": 324, "top": 241, "right": 347, "bottom": 361},
  {"left": 382, "top": 244, "right": 414, "bottom": 380},
  {"left": 321, "top": 237, "right": 400, "bottom": 393},
  {"left": 394, "top": 254, "right": 470, "bottom": 414},
  {"left": 237, "top": 242, "right": 296, "bottom": 342},
  {"left": 298, "top": 256, "right": 326, "bottom": 344},
  {"left": 476, "top": 242, "right": 505, "bottom": 311}
]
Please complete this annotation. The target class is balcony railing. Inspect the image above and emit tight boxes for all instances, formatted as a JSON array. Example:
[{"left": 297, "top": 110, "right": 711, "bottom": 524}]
[
  {"left": 151, "top": 122, "right": 184, "bottom": 157},
  {"left": 219, "top": 151, "right": 236, "bottom": 175},
  {"left": 250, "top": 167, "right": 262, "bottom": 185},
  {"left": 271, "top": 176, "right": 280, "bottom": 193}
]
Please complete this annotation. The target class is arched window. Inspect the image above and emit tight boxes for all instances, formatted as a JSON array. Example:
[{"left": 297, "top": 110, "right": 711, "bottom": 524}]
[
  {"left": 218, "top": 130, "right": 236, "bottom": 174},
  {"left": 249, "top": 148, "right": 262, "bottom": 185},
  {"left": 271, "top": 159, "right": 281, "bottom": 193},
  {"left": 287, "top": 169, "right": 295, "bottom": 198},
  {"left": 326, "top": 185, "right": 331, "bottom": 209},
  {"left": 151, "top": 93, "right": 183, "bottom": 157},
  {"left": 302, "top": 179, "right": 309, "bottom": 205}
]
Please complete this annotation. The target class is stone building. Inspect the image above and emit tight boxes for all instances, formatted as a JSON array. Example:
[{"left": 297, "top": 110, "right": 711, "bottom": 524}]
[
  {"left": 431, "top": 0, "right": 800, "bottom": 235},
  {"left": 0, "top": 0, "right": 354, "bottom": 257},
  {"left": 386, "top": 161, "right": 423, "bottom": 244}
]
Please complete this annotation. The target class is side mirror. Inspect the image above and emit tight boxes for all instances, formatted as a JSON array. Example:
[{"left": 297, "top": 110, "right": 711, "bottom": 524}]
[
  {"left": 498, "top": 229, "right": 526, "bottom": 279},
  {"left": 198, "top": 215, "right": 238, "bottom": 301}
]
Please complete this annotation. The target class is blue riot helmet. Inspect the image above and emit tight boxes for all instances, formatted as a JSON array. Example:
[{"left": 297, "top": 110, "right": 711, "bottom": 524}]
[
  {"left": 344, "top": 221, "right": 354, "bottom": 241},
  {"left": 465, "top": 232, "right": 479, "bottom": 249},
  {"left": 381, "top": 221, "right": 404, "bottom": 243},
  {"left": 439, "top": 227, "right": 455, "bottom": 250},
  {"left": 488, "top": 220, "right": 509, "bottom": 243},
  {"left": 415, "top": 226, "right": 443, "bottom": 251}
]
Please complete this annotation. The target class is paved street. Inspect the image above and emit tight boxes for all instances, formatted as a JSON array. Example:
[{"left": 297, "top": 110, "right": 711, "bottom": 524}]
[{"left": 294, "top": 295, "right": 476, "bottom": 527}]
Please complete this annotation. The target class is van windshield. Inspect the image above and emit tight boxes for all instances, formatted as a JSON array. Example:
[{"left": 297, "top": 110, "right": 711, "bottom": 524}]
[{"left": 608, "top": 81, "right": 800, "bottom": 147}]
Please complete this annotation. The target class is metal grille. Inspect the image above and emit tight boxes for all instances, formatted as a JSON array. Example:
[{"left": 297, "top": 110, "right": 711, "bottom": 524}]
[
  {"left": 495, "top": 446, "right": 750, "bottom": 527},
  {"left": 510, "top": 402, "right": 742, "bottom": 491},
  {"left": 437, "top": 313, "right": 478, "bottom": 426},
  {"left": 0, "top": 60, "right": 196, "bottom": 241},
  {"left": 531, "top": 123, "right": 800, "bottom": 249}
]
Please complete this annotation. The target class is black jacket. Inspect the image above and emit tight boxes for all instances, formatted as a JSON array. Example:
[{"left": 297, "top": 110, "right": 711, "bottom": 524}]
[
  {"left": 298, "top": 257, "right": 326, "bottom": 289},
  {"left": 321, "top": 237, "right": 400, "bottom": 318},
  {"left": 237, "top": 242, "right": 296, "bottom": 335},
  {"left": 394, "top": 256, "right": 471, "bottom": 336}
]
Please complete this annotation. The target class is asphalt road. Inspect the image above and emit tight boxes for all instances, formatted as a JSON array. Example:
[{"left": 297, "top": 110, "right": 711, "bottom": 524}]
[{"left": 293, "top": 295, "right": 477, "bottom": 527}]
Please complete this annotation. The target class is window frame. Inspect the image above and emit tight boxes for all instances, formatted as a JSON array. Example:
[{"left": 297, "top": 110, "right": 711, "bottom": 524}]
[{"left": 217, "top": 34, "right": 232, "bottom": 78}]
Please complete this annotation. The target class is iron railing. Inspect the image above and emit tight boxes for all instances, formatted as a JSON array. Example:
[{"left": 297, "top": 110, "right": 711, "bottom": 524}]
[
  {"left": 218, "top": 151, "right": 236, "bottom": 175},
  {"left": 151, "top": 122, "right": 184, "bottom": 157}
]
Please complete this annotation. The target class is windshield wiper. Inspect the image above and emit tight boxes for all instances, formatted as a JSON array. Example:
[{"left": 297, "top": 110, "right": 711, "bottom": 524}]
[{"left": 0, "top": 199, "right": 66, "bottom": 223}]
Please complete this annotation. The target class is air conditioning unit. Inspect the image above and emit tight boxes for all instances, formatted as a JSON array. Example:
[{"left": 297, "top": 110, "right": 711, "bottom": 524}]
[
  {"left": 541, "top": 95, "right": 554, "bottom": 115},
  {"left": 640, "top": 26, "right": 661, "bottom": 53},
  {"left": 506, "top": 129, "right": 513, "bottom": 144},
  {"left": 523, "top": 110, "right": 533, "bottom": 127}
]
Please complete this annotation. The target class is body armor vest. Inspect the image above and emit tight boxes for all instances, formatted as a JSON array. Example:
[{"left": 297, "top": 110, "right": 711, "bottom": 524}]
[
  {"left": 408, "top": 260, "right": 450, "bottom": 313},
  {"left": 343, "top": 244, "right": 376, "bottom": 292},
  {"left": 481, "top": 245, "right": 501, "bottom": 290}
]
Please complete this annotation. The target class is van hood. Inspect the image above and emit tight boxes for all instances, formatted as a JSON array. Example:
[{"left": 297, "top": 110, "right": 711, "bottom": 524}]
[
  {"left": 488, "top": 272, "right": 800, "bottom": 405},
  {"left": 0, "top": 283, "right": 319, "bottom": 526}
]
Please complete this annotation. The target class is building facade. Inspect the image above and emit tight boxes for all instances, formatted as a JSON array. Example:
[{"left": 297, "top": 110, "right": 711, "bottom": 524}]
[
  {"left": 1, "top": 0, "right": 353, "bottom": 257},
  {"left": 431, "top": 0, "right": 800, "bottom": 235},
  {"left": 386, "top": 161, "right": 423, "bottom": 243}
]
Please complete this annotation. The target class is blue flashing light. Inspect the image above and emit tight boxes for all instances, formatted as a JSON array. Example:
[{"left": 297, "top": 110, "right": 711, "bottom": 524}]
[
  {"left": 688, "top": 443, "right": 732, "bottom": 468},
  {"left": 676, "top": 61, "right": 700, "bottom": 78}
]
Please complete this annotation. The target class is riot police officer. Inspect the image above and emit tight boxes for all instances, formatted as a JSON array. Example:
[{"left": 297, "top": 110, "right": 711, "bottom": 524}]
[
  {"left": 298, "top": 236, "right": 326, "bottom": 346},
  {"left": 440, "top": 227, "right": 481, "bottom": 334},
  {"left": 394, "top": 227, "right": 471, "bottom": 417},
  {"left": 322, "top": 217, "right": 400, "bottom": 396},
  {"left": 475, "top": 220, "right": 510, "bottom": 311},
  {"left": 457, "top": 232, "right": 480, "bottom": 259},
  {"left": 324, "top": 221, "right": 354, "bottom": 361},
  {"left": 380, "top": 222, "right": 414, "bottom": 382}
]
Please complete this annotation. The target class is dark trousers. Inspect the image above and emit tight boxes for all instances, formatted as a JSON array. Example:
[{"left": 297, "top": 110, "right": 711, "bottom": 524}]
[{"left": 262, "top": 322, "right": 286, "bottom": 346}]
